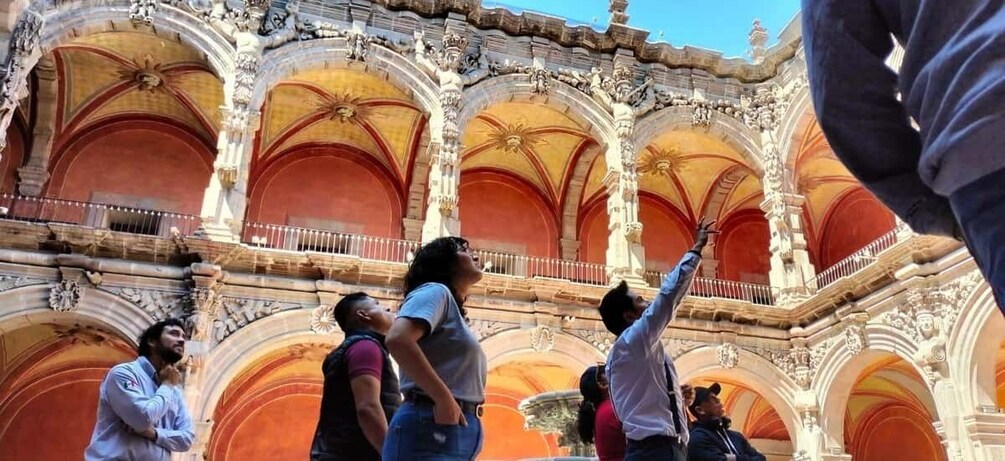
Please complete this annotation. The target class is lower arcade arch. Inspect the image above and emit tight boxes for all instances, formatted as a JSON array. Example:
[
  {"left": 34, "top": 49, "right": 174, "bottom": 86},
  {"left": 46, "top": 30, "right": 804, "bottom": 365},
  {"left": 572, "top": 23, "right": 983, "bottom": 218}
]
[
  {"left": 676, "top": 346, "right": 800, "bottom": 460},
  {"left": 206, "top": 343, "right": 330, "bottom": 460},
  {"left": 818, "top": 348, "right": 943, "bottom": 460},
  {"left": 0, "top": 317, "right": 136, "bottom": 460}
]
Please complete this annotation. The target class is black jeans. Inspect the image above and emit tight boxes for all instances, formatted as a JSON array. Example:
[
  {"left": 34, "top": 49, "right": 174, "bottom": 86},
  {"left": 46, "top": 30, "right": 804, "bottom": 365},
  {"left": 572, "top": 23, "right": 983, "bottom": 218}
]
[
  {"left": 949, "top": 171, "right": 1005, "bottom": 316},
  {"left": 625, "top": 435, "right": 686, "bottom": 461}
]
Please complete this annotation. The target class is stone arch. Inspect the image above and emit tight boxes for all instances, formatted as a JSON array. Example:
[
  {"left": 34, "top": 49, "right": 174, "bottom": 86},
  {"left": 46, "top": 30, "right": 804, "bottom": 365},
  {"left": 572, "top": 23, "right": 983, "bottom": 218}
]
[
  {"left": 35, "top": 1, "right": 235, "bottom": 79},
  {"left": 252, "top": 40, "right": 439, "bottom": 119},
  {"left": 778, "top": 86, "right": 813, "bottom": 177},
  {"left": 252, "top": 41, "right": 439, "bottom": 233},
  {"left": 480, "top": 328, "right": 606, "bottom": 372},
  {"left": 457, "top": 74, "right": 617, "bottom": 150},
  {"left": 560, "top": 143, "right": 605, "bottom": 260},
  {"left": 947, "top": 281, "right": 1002, "bottom": 410},
  {"left": 814, "top": 325, "right": 936, "bottom": 452},
  {"left": 197, "top": 308, "right": 336, "bottom": 421},
  {"left": 0, "top": 283, "right": 154, "bottom": 347},
  {"left": 675, "top": 346, "right": 801, "bottom": 442},
  {"left": 633, "top": 107, "right": 763, "bottom": 176}
]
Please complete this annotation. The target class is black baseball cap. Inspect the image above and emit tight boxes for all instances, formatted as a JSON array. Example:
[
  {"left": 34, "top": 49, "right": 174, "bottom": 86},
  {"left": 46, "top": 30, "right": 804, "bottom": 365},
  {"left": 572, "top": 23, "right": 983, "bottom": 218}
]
[{"left": 688, "top": 382, "right": 722, "bottom": 414}]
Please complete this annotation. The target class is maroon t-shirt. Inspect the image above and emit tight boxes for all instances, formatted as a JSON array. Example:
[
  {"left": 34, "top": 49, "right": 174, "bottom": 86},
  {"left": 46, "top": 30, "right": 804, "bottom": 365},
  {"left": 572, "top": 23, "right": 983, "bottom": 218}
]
[
  {"left": 595, "top": 399, "right": 626, "bottom": 461},
  {"left": 345, "top": 340, "right": 384, "bottom": 380}
]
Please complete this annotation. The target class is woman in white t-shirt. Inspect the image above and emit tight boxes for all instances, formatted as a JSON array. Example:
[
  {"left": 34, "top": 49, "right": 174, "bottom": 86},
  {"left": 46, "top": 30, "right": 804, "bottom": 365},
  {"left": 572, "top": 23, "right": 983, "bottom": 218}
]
[{"left": 382, "top": 236, "right": 486, "bottom": 461}]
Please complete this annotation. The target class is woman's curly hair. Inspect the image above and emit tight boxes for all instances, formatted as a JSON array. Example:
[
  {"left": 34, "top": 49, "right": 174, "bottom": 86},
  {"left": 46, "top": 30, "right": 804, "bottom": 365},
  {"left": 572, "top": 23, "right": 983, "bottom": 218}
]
[
  {"left": 577, "top": 365, "right": 606, "bottom": 444},
  {"left": 404, "top": 236, "right": 471, "bottom": 318}
]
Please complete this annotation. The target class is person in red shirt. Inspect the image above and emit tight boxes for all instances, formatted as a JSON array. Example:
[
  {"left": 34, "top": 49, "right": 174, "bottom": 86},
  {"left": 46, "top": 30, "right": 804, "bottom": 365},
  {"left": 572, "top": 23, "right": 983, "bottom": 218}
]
[{"left": 577, "top": 365, "right": 625, "bottom": 461}]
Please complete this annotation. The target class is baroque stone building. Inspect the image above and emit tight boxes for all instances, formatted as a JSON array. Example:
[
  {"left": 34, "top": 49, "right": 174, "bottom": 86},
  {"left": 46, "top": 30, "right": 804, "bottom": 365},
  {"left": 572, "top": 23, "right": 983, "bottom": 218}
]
[{"left": 0, "top": 1, "right": 1002, "bottom": 460}]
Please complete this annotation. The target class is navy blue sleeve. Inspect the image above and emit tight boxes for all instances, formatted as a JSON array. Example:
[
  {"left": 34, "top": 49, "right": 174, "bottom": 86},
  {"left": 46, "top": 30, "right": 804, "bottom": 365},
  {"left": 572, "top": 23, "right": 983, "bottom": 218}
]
[{"left": 801, "top": 0, "right": 960, "bottom": 238}]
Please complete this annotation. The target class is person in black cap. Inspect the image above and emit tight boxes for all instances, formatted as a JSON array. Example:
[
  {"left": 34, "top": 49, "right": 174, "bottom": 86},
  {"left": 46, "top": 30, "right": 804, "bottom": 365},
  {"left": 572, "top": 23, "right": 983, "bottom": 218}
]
[{"left": 686, "top": 383, "right": 765, "bottom": 461}]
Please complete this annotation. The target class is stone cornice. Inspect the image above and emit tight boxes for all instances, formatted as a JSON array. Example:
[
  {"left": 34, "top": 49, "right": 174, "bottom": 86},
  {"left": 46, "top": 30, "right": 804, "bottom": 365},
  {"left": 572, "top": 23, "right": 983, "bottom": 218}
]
[{"left": 369, "top": 0, "right": 801, "bottom": 82}]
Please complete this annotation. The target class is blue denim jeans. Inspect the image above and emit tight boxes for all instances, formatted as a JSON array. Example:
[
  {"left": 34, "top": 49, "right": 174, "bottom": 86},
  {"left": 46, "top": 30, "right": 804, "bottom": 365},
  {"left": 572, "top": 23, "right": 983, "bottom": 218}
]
[
  {"left": 382, "top": 401, "right": 483, "bottom": 461},
  {"left": 949, "top": 171, "right": 1005, "bottom": 315},
  {"left": 624, "top": 435, "right": 685, "bottom": 461}
]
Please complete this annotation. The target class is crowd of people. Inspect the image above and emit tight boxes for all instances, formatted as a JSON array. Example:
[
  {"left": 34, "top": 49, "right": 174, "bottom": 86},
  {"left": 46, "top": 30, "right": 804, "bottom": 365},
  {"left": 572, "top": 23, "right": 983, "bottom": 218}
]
[
  {"left": 83, "top": 222, "right": 766, "bottom": 461},
  {"left": 77, "top": 0, "right": 1004, "bottom": 457}
]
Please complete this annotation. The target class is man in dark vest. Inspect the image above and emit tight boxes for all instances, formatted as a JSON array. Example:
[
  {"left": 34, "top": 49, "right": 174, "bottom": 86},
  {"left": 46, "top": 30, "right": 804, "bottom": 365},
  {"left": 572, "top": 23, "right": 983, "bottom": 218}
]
[
  {"left": 686, "top": 383, "right": 765, "bottom": 461},
  {"left": 311, "top": 292, "right": 401, "bottom": 461}
]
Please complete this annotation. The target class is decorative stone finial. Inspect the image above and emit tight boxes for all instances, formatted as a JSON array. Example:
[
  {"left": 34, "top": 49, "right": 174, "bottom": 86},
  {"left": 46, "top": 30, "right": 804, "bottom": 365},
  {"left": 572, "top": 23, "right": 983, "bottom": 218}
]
[
  {"left": 609, "top": 0, "right": 629, "bottom": 25},
  {"left": 748, "top": 19, "right": 769, "bottom": 63}
]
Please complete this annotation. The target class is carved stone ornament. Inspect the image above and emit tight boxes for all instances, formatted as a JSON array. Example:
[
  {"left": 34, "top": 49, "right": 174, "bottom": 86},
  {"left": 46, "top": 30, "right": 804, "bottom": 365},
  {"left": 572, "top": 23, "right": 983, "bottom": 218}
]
[
  {"left": 107, "top": 287, "right": 188, "bottom": 321},
  {"left": 129, "top": 0, "right": 158, "bottom": 25},
  {"left": 844, "top": 324, "right": 868, "bottom": 355},
  {"left": 569, "top": 329, "right": 616, "bottom": 354},
  {"left": 0, "top": 274, "right": 43, "bottom": 292},
  {"left": 469, "top": 319, "right": 513, "bottom": 341},
  {"left": 213, "top": 297, "right": 302, "bottom": 342},
  {"left": 310, "top": 304, "right": 337, "bottom": 335},
  {"left": 216, "top": 165, "right": 238, "bottom": 189},
  {"left": 49, "top": 280, "right": 82, "bottom": 313},
  {"left": 530, "top": 325, "right": 556, "bottom": 353},
  {"left": 666, "top": 338, "right": 705, "bottom": 359},
  {"left": 717, "top": 343, "right": 739, "bottom": 369}
]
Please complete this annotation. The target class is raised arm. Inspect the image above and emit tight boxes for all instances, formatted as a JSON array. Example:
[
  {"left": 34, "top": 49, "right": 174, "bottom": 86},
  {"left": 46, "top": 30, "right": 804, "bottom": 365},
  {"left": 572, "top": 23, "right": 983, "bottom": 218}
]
[
  {"left": 632, "top": 220, "right": 716, "bottom": 345},
  {"left": 801, "top": 0, "right": 959, "bottom": 238}
]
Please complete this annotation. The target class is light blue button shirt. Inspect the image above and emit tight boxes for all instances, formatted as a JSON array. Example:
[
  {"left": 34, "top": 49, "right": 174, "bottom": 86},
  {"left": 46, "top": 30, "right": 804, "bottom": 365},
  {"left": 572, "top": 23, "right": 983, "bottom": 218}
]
[
  {"left": 84, "top": 356, "right": 194, "bottom": 461},
  {"left": 607, "top": 251, "right": 700, "bottom": 443}
]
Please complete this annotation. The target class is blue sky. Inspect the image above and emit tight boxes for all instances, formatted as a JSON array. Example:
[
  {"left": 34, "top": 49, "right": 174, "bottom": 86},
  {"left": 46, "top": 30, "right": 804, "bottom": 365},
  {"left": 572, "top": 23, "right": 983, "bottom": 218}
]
[{"left": 481, "top": 0, "right": 801, "bottom": 59}]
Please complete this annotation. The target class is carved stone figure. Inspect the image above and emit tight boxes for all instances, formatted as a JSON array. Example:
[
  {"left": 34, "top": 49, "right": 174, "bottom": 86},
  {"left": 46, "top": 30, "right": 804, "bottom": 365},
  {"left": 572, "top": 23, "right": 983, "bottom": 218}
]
[
  {"left": 49, "top": 280, "right": 82, "bottom": 313},
  {"left": 717, "top": 343, "right": 739, "bottom": 369}
]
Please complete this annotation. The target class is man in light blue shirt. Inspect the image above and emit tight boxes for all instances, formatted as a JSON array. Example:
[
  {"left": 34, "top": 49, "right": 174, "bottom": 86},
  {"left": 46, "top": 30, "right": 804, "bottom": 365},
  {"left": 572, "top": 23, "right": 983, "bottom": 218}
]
[
  {"left": 85, "top": 318, "right": 194, "bottom": 460},
  {"left": 600, "top": 220, "right": 715, "bottom": 461}
]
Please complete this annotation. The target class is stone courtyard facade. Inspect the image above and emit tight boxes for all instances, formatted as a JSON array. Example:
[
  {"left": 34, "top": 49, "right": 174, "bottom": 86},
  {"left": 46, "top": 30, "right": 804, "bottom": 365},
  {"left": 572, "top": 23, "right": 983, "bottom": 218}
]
[{"left": 0, "top": 1, "right": 1003, "bottom": 460}]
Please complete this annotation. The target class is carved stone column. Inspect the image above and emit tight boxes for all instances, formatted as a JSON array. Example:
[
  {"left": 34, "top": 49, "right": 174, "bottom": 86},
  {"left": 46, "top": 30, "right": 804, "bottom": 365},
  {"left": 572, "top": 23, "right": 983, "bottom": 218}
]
[
  {"left": 198, "top": 107, "right": 261, "bottom": 241},
  {"left": 750, "top": 87, "right": 816, "bottom": 305},
  {"left": 415, "top": 30, "right": 479, "bottom": 242},
  {"left": 181, "top": 263, "right": 224, "bottom": 444},
  {"left": 604, "top": 165, "right": 646, "bottom": 288},
  {"left": 0, "top": 10, "right": 43, "bottom": 157},
  {"left": 16, "top": 55, "right": 56, "bottom": 196},
  {"left": 519, "top": 390, "right": 593, "bottom": 457}
]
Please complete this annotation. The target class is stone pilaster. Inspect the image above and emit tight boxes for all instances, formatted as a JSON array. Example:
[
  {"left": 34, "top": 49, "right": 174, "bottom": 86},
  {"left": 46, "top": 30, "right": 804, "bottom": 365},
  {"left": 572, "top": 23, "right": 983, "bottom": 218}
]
[
  {"left": 604, "top": 166, "right": 646, "bottom": 288},
  {"left": 759, "top": 141, "right": 815, "bottom": 305},
  {"left": 560, "top": 238, "right": 580, "bottom": 261},
  {"left": 16, "top": 55, "right": 56, "bottom": 196},
  {"left": 0, "top": 9, "right": 42, "bottom": 157},
  {"left": 412, "top": 29, "right": 491, "bottom": 242},
  {"left": 198, "top": 107, "right": 261, "bottom": 241}
]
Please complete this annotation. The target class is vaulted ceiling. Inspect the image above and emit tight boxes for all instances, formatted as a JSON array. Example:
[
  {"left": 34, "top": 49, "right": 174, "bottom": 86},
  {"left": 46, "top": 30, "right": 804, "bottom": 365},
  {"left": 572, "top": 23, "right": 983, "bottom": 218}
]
[{"left": 52, "top": 31, "right": 223, "bottom": 146}]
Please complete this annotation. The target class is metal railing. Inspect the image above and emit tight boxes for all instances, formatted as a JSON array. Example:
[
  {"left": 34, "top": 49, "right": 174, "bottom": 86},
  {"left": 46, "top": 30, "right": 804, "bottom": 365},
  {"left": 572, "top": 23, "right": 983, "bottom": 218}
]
[
  {"left": 473, "top": 249, "right": 609, "bottom": 286},
  {"left": 645, "top": 270, "right": 775, "bottom": 305},
  {"left": 809, "top": 226, "right": 903, "bottom": 289},
  {"left": 241, "top": 222, "right": 420, "bottom": 264},
  {"left": 0, "top": 193, "right": 201, "bottom": 237}
]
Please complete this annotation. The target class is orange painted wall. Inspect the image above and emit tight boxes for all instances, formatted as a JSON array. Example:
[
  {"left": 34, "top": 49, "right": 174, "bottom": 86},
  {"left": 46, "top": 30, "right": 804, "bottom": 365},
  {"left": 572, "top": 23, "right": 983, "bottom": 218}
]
[
  {"left": 716, "top": 211, "right": 771, "bottom": 283},
  {"left": 248, "top": 151, "right": 404, "bottom": 238},
  {"left": 818, "top": 188, "right": 895, "bottom": 270},
  {"left": 212, "top": 392, "right": 321, "bottom": 460},
  {"left": 48, "top": 125, "right": 212, "bottom": 214},
  {"left": 459, "top": 172, "right": 558, "bottom": 258},
  {"left": 849, "top": 404, "right": 945, "bottom": 461},
  {"left": 578, "top": 197, "right": 607, "bottom": 263},
  {"left": 1, "top": 122, "right": 25, "bottom": 193},
  {"left": 578, "top": 198, "right": 608, "bottom": 264},
  {"left": 0, "top": 373, "right": 104, "bottom": 460},
  {"left": 481, "top": 393, "right": 560, "bottom": 460},
  {"left": 638, "top": 195, "right": 691, "bottom": 270}
]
